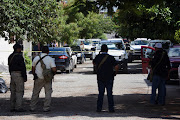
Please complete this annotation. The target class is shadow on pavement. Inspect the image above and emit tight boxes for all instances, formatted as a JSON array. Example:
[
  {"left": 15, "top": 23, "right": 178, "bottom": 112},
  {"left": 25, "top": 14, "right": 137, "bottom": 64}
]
[{"left": 0, "top": 93, "right": 179, "bottom": 119}]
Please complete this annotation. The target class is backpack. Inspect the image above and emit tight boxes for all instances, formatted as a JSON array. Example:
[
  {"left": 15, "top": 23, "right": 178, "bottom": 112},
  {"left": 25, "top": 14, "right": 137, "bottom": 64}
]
[
  {"left": 39, "top": 55, "right": 54, "bottom": 82},
  {"left": 0, "top": 78, "right": 8, "bottom": 93}
]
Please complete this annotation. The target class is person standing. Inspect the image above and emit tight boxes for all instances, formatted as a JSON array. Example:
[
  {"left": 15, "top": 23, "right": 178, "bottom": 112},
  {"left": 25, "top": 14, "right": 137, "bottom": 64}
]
[
  {"left": 149, "top": 43, "right": 171, "bottom": 105},
  {"left": 8, "top": 44, "right": 27, "bottom": 112},
  {"left": 30, "top": 46, "right": 56, "bottom": 112},
  {"left": 93, "top": 44, "right": 119, "bottom": 112}
]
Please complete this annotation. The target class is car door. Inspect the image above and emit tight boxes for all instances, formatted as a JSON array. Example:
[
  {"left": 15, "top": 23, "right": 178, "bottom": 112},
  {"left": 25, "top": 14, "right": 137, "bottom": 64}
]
[{"left": 141, "top": 46, "right": 155, "bottom": 74}]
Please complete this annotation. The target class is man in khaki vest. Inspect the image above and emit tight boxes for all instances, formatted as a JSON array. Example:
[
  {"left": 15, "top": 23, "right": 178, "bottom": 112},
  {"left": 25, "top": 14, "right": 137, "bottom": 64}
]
[
  {"left": 8, "top": 44, "right": 27, "bottom": 112},
  {"left": 30, "top": 46, "right": 56, "bottom": 112}
]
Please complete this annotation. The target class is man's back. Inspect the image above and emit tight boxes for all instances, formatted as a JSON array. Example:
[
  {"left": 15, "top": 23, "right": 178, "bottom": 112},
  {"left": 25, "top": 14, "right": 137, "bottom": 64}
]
[
  {"left": 94, "top": 53, "right": 117, "bottom": 81},
  {"left": 32, "top": 53, "right": 56, "bottom": 79}
]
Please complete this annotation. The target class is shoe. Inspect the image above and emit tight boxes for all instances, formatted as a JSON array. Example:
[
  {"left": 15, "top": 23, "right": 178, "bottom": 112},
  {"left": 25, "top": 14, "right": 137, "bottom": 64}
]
[
  {"left": 10, "top": 109, "right": 16, "bottom": 112},
  {"left": 15, "top": 108, "right": 26, "bottom": 112},
  {"left": 96, "top": 109, "right": 102, "bottom": 112},
  {"left": 109, "top": 110, "right": 115, "bottom": 113},
  {"left": 43, "top": 109, "right": 51, "bottom": 112}
]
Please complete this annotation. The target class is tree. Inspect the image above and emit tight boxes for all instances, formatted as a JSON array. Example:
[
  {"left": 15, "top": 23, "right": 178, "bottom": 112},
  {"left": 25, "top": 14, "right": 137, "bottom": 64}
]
[
  {"left": 96, "top": 0, "right": 180, "bottom": 43},
  {"left": 0, "top": 0, "right": 78, "bottom": 44}
]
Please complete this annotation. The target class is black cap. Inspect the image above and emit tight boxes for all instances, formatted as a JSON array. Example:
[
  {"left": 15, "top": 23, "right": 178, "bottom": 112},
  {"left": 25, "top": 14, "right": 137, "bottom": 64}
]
[{"left": 13, "top": 44, "right": 22, "bottom": 51}]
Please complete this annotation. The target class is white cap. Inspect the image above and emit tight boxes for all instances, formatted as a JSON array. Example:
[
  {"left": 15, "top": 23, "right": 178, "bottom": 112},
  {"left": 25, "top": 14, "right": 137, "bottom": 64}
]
[{"left": 155, "top": 43, "right": 162, "bottom": 48}]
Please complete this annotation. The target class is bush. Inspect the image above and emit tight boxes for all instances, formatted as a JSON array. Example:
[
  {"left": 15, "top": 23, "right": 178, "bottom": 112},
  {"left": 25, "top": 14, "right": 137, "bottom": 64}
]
[{"left": 24, "top": 51, "right": 32, "bottom": 70}]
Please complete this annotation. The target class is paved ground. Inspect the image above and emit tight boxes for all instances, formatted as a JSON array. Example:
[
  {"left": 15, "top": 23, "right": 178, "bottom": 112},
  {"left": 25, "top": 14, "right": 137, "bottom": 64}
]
[{"left": 0, "top": 60, "right": 180, "bottom": 120}]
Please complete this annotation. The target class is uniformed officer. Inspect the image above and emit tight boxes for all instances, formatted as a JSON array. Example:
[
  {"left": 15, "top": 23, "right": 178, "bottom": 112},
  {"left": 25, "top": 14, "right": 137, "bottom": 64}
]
[
  {"left": 30, "top": 46, "right": 56, "bottom": 112},
  {"left": 8, "top": 43, "right": 27, "bottom": 112},
  {"left": 93, "top": 44, "right": 119, "bottom": 112}
]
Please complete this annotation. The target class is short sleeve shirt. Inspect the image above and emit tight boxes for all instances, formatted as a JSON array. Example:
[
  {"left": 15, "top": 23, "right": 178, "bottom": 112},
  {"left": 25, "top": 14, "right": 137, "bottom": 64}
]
[
  {"left": 32, "top": 53, "right": 56, "bottom": 79},
  {"left": 93, "top": 53, "right": 118, "bottom": 81}
]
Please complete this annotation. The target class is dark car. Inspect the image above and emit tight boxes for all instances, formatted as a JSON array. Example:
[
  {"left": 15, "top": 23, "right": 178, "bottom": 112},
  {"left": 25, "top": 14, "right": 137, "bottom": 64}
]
[
  {"left": 49, "top": 47, "right": 75, "bottom": 73},
  {"left": 71, "top": 46, "right": 85, "bottom": 64},
  {"left": 168, "top": 45, "right": 180, "bottom": 79}
]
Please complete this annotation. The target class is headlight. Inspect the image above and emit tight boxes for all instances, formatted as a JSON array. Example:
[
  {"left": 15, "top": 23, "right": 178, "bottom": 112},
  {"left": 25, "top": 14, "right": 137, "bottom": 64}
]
[{"left": 77, "top": 53, "right": 81, "bottom": 57}]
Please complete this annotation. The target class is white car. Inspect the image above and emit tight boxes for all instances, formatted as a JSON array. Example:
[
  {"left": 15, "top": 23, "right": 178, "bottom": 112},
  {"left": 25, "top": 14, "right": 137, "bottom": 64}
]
[
  {"left": 130, "top": 38, "right": 149, "bottom": 60},
  {"left": 92, "top": 38, "right": 128, "bottom": 73}
]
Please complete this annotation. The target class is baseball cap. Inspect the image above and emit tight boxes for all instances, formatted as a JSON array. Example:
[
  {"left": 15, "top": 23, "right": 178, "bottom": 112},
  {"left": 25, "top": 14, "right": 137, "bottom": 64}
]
[{"left": 155, "top": 43, "right": 162, "bottom": 48}]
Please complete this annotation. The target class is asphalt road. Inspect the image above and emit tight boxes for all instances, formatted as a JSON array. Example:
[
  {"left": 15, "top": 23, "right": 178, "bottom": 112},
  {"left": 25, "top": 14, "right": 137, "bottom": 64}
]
[{"left": 0, "top": 59, "right": 179, "bottom": 120}]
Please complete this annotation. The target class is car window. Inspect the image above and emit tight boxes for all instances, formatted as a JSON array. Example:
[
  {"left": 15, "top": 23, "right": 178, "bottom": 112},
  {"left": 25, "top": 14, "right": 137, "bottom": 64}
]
[
  {"left": 99, "top": 42, "right": 125, "bottom": 50},
  {"left": 134, "top": 40, "right": 149, "bottom": 45},
  {"left": 168, "top": 48, "right": 180, "bottom": 57},
  {"left": 142, "top": 48, "right": 155, "bottom": 58},
  {"left": 49, "top": 48, "right": 65, "bottom": 54}
]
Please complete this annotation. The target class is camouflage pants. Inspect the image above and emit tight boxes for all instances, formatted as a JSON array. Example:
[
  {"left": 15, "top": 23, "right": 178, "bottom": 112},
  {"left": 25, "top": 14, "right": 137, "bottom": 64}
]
[
  {"left": 10, "top": 72, "right": 24, "bottom": 110},
  {"left": 30, "top": 78, "right": 52, "bottom": 111}
]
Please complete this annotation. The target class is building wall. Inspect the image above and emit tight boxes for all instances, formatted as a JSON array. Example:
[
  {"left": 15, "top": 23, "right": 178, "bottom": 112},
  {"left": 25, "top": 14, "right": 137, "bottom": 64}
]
[{"left": 0, "top": 37, "right": 15, "bottom": 66}]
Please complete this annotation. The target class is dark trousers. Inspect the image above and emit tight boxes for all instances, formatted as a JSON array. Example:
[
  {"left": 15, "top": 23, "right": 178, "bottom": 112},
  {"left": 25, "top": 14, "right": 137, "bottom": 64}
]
[
  {"left": 150, "top": 75, "right": 166, "bottom": 105},
  {"left": 97, "top": 80, "right": 114, "bottom": 111}
]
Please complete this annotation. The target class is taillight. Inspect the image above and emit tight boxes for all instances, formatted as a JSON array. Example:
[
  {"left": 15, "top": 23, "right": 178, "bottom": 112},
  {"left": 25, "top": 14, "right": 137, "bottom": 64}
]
[{"left": 59, "top": 55, "right": 68, "bottom": 59}]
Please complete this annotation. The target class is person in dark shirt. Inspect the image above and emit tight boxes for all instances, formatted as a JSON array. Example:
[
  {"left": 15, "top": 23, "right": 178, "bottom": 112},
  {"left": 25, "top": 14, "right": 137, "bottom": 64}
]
[
  {"left": 8, "top": 44, "right": 27, "bottom": 112},
  {"left": 149, "top": 43, "right": 171, "bottom": 105},
  {"left": 93, "top": 44, "right": 119, "bottom": 112}
]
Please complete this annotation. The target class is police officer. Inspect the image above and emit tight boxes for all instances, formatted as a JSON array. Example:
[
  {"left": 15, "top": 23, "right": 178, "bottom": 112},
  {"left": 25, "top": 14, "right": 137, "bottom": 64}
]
[
  {"left": 93, "top": 44, "right": 119, "bottom": 112},
  {"left": 30, "top": 46, "right": 56, "bottom": 112},
  {"left": 149, "top": 43, "right": 171, "bottom": 105},
  {"left": 8, "top": 43, "right": 27, "bottom": 112}
]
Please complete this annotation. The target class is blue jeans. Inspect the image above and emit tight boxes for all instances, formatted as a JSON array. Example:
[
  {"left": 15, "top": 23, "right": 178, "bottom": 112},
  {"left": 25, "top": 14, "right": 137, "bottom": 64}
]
[
  {"left": 97, "top": 80, "right": 114, "bottom": 111},
  {"left": 150, "top": 75, "right": 166, "bottom": 105}
]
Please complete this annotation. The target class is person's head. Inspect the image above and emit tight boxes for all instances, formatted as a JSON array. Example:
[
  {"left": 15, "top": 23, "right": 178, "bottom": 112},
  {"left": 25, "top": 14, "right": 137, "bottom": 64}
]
[
  {"left": 154, "top": 43, "right": 163, "bottom": 51},
  {"left": 42, "top": 46, "right": 49, "bottom": 54},
  {"left": 101, "top": 44, "right": 108, "bottom": 53},
  {"left": 13, "top": 44, "right": 22, "bottom": 52}
]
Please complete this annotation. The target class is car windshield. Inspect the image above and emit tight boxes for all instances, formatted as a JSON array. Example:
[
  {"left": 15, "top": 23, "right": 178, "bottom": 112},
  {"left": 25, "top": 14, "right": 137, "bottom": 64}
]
[
  {"left": 149, "top": 42, "right": 171, "bottom": 49},
  {"left": 133, "top": 40, "right": 149, "bottom": 45},
  {"left": 168, "top": 48, "right": 180, "bottom": 57},
  {"left": 98, "top": 42, "right": 124, "bottom": 50},
  {"left": 49, "top": 48, "right": 66, "bottom": 54},
  {"left": 83, "top": 40, "right": 91, "bottom": 45}
]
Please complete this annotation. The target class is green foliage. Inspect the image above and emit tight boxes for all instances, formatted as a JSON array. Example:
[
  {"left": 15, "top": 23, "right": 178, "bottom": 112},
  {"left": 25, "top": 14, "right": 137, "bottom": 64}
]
[
  {"left": 24, "top": 51, "right": 32, "bottom": 70},
  {"left": 97, "top": 0, "right": 180, "bottom": 42}
]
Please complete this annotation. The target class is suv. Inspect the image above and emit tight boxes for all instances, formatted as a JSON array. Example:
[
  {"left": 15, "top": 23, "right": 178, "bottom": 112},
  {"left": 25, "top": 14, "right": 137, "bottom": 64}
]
[
  {"left": 92, "top": 39, "right": 128, "bottom": 73},
  {"left": 168, "top": 45, "right": 180, "bottom": 79},
  {"left": 130, "top": 38, "right": 149, "bottom": 60}
]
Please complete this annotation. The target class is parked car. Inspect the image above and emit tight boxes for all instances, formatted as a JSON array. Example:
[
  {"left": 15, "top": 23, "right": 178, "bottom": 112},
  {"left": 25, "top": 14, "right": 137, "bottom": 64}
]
[
  {"left": 92, "top": 38, "right": 129, "bottom": 73},
  {"left": 49, "top": 47, "right": 77, "bottom": 73},
  {"left": 130, "top": 38, "right": 149, "bottom": 60},
  {"left": 168, "top": 45, "right": 180, "bottom": 79},
  {"left": 148, "top": 40, "right": 172, "bottom": 52},
  {"left": 71, "top": 45, "right": 85, "bottom": 64},
  {"left": 77, "top": 39, "right": 94, "bottom": 58}
]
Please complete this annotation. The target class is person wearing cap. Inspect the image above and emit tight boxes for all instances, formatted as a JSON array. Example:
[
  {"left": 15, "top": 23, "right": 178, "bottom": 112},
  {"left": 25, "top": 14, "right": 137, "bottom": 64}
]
[
  {"left": 149, "top": 43, "right": 171, "bottom": 105},
  {"left": 93, "top": 44, "right": 119, "bottom": 112},
  {"left": 8, "top": 43, "right": 27, "bottom": 112},
  {"left": 30, "top": 46, "right": 56, "bottom": 112}
]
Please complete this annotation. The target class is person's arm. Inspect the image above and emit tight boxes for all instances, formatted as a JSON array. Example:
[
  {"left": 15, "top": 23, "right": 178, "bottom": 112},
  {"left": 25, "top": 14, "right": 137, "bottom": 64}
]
[
  {"left": 114, "top": 64, "right": 119, "bottom": 75},
  {"left": 50, "top": 58, "right": 57, "bottom": 75},
  {"left": 51, "top": 67, "right": 57, "bottom": 75}
]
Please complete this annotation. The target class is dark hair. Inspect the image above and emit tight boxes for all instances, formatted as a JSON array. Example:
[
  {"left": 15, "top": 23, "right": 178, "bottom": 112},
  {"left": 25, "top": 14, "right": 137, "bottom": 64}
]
[
  {"left": 13, "top": 44, "right": 22, "bottom": 51},
  {"left": 42, "top": 46, "right": 49, "bottom": 53},
  {"left": 101, "top": 44, "right": 108, "bottom": 52}
]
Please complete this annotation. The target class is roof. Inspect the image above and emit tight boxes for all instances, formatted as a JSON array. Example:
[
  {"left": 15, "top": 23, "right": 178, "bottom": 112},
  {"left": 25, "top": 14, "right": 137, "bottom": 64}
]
[{"left": 149, "top": 40, "right": 171, "bottom": 43}]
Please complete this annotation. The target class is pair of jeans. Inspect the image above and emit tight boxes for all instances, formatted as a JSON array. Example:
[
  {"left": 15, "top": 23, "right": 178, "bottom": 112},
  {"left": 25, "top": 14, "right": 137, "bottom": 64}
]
[
  {"left": 150, "top": 75, "right": 166, "bottom": 105},
  {"left": 97, "top": 80, "right": 114, "bottom": 111}
]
